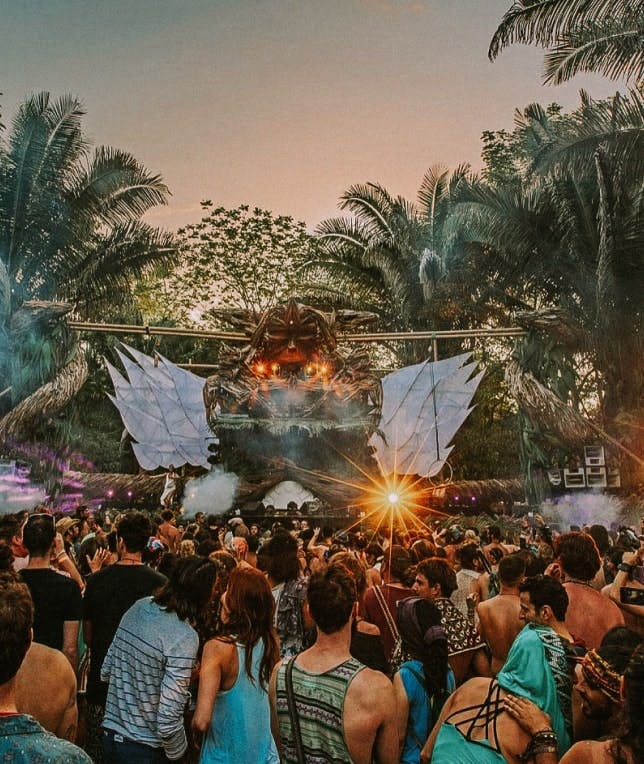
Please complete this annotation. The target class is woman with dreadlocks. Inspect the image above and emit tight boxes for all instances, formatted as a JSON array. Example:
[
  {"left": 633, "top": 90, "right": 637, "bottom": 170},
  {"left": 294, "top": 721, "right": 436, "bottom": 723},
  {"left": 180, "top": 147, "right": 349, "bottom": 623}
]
[
  {"left": 192, "top": 566, "right": 280, "bottom": 763},
  {"left": 393, "top": 597, "right": 454, "bottom": 764}
]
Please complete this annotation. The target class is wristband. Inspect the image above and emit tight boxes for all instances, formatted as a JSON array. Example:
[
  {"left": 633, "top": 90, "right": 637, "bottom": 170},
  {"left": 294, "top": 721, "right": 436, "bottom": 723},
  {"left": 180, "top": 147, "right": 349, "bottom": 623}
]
[{"left": 618, "top": 563, "right": 635, "bottom": 573}]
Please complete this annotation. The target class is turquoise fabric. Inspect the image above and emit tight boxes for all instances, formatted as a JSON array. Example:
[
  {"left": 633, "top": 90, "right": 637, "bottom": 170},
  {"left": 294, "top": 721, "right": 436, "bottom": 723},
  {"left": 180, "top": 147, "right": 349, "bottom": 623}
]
[
  {"left": 496, "top": 623, "right": 572, "bottom": 756},
  {"left": 0, "top": 715, "right": 92, "bottom": 763},
  {"left": 399, "top": 660, "right": 455, "bottom": 764},
  {"left": 199, "top": 642, "right": 279, "bottom": 764},
  {"left": 431, "top": 722, "right": 506, "bottom": 763}
]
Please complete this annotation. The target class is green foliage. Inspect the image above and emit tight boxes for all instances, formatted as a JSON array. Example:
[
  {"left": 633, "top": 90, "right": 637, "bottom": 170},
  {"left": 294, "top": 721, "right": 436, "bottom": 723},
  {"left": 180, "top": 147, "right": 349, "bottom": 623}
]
[
  {"left": 144, "top": 203, "right": 316, "bottom": 325},
  {"left": 0, "top": 91, "right": 174, "bottom": 459},
  {"left": 489, "top": 0, "right": 644, "bottom": 85},
  {"left": 449, "top": 361, "right": 521, "bottom": 480}
]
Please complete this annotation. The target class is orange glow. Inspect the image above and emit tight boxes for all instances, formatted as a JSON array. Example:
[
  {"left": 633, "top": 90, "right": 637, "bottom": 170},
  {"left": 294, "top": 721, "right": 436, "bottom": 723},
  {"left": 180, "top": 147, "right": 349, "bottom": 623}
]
[{"left": 255, "top": 362, "right": 266, "bottom": 375}]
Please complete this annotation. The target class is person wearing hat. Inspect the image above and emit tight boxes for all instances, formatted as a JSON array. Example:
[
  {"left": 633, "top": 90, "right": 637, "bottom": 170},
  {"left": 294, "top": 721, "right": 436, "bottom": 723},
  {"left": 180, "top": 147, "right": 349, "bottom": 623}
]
[{"left": 56, "top": 517, "right": 80, "bottom": 563}]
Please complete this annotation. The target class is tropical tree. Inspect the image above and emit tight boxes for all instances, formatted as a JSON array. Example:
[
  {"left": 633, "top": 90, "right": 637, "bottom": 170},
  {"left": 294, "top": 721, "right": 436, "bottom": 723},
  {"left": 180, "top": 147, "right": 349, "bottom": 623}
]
[
  {"left": 0, "top": 91, "right": 175, "bottom": 445},
  {"left": 489, "top": 0, "right": 644, "bottom": 85},
  {"left": 140, "top": 203, "right": 315, "bottom": 326},
  {"left": 301, "top": 170, "right": 469, "bottom": 364},
  {"left": 443, "top": 90, "right": 644, "bottom": 497}
]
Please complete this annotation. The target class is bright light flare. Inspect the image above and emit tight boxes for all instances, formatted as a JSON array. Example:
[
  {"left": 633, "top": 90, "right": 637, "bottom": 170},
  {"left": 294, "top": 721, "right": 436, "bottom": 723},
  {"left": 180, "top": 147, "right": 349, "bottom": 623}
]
[{"left": 388, "top": 492, "right": 399, "bottom": 505}]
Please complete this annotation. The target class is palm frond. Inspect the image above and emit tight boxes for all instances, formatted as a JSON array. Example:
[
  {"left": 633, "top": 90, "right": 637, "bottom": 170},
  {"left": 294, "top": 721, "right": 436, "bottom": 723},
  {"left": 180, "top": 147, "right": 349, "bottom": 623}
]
[
  {"left": 64, "top": 222, "right": 177, "bottom": 316},
  {"left": 70, "top": 145, "right": 170, "bottom": 227},
  {"left": 544, "top": 15, "right": 644, "bottom": 84},
  {"left": 528, "top": 89, "right": 644, "bottom": 176},
  {"left": 338, "top": 183, "right": 396, "bottom": 239},
  {"left": 1, "top": 94, "right": 88, "bottom": 293},
  {"left": 489, "top": 0, "right": 625, "bottom": 60}
]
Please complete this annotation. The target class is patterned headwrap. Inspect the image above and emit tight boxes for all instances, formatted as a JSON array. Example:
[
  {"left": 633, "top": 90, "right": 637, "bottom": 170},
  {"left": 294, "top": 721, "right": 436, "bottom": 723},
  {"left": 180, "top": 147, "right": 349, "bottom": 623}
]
[{"left": 581, "top": 649, "right": 622, "bottom": 704}]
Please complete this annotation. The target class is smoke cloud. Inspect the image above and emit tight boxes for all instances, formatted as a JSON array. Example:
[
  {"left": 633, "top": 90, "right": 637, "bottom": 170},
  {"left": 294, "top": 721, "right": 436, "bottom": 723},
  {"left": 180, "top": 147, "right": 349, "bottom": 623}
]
[
  {"left": 181, "top": 468, "right": 239, "bottom": 519},
  {"left": 540, "top": 492, "right": 626, "bottom": 531},
  {"left": 0, "top": 473, "right": 45, "bottom": 515}
]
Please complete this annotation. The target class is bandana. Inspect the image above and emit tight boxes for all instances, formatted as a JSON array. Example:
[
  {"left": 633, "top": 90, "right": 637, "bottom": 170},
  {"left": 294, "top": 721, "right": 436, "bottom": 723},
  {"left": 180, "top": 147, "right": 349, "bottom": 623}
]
[
  {"left": 397, "top": 596, "right": 446, "bottom": 661},
  {"left": 581, "top": 649, "right": 622, "bottom": 704}
]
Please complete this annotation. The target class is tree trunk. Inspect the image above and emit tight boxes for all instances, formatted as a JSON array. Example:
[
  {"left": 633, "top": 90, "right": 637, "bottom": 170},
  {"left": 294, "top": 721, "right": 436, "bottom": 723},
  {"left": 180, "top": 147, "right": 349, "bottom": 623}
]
[{"left": 0, "top": 351, "right": 88, "bottom": 444}]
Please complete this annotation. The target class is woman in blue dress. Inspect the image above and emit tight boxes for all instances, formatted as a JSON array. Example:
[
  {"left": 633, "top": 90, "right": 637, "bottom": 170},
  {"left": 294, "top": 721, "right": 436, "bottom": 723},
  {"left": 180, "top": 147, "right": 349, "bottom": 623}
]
[
  {"left": 192, "top": 566, "right": 280, "bottom": 763},
  {"left": 393, "top": 596, "right": 454, "bottom": 763}
]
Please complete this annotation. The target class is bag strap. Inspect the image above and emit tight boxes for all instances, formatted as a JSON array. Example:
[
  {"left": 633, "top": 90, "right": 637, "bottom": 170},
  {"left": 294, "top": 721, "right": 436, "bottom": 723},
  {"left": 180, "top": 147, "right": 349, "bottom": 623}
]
[
  {"left": 285, "top": 658, "right": 306, "bottom": 764},
  {"left": 372, "top": 585, "right": 400, "bottom": 642}
]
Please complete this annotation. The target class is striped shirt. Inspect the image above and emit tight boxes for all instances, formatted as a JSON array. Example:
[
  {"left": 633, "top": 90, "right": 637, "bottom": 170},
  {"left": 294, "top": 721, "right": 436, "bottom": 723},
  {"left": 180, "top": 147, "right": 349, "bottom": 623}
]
[
  {"left": 101, "top": 596, "right": 198, "bottom": 760},
  {"left": 275, "top": 656, "right": 365, "bottom": 764}
]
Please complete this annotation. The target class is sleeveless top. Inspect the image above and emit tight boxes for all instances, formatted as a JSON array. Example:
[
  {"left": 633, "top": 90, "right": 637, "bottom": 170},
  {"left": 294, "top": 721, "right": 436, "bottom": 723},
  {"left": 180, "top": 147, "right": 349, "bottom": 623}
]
[
  {"left": 275, "top": 656, "right": 365, "bottom": 763},
  {"left": 199, "top": 643, "right": 278, "bottom": 764}
]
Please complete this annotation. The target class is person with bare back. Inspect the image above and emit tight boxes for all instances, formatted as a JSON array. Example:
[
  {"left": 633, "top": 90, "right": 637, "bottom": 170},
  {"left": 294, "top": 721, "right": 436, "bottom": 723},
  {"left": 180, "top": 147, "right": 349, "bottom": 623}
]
[{"left": 476, "top": 554, "right": 526, "bottom": 675}]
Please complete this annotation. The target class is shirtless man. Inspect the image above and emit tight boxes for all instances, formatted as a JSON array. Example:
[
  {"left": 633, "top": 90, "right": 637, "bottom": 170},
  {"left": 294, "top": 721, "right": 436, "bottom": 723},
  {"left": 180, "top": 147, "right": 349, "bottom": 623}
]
[
  {"left": 15, "top": 641, "right": 78, "bottom": 741},
  {"left": 0, "top": 573, "right": 91, "bottom": 763},
  {"left": 157, "top": 509, "right": 182, "bottom": 553},
  {"left": 270, "top": 565, "right": 397, "bottom": 764},
  {"left": 552, "top": 532, "right": 624, "bottom": 649},
  {"left": 483, "top": 525, "right": 508, "bottom": 560},
  {"left": 477, "top": 553, "right": 526, "bottom": 675}
]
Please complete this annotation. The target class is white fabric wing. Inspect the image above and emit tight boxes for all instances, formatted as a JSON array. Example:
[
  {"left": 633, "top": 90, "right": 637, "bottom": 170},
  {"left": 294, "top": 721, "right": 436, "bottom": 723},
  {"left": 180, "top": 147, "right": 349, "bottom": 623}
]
[
  {"left": 369, "top": 353, "right": 483, "bottom": 477},
  {"left": 107, "top": 344, "right": 213, "bottom": 470}
]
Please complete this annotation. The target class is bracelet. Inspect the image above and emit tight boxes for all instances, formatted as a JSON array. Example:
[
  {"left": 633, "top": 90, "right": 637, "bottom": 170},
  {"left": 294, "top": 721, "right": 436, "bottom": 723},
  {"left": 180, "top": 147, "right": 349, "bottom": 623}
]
[
  {"left": 520, "top": 729, "right": 558, "bottom": 762},
  {"left": 618, "top": 563, "right": 634, "bottom": 573}
]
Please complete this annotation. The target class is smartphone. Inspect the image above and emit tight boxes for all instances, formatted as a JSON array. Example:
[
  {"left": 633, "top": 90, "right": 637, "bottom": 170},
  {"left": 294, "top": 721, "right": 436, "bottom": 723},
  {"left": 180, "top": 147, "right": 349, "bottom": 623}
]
[{"left": 620, "top": 587, "right": 644, "bottom": 606}]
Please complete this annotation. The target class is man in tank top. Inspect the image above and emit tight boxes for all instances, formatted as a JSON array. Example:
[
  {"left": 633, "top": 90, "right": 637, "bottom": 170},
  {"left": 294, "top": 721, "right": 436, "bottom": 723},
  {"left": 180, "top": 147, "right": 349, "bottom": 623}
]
[{"left": 270, "top": 565, "right": 398, "bottom": 764}]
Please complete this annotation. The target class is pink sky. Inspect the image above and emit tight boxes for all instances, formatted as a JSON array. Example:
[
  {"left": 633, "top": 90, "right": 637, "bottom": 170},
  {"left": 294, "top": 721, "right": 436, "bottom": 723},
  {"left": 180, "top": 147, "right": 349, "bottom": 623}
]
[{"left": 3, "top": 0, "right": 619, "bottom": 231}]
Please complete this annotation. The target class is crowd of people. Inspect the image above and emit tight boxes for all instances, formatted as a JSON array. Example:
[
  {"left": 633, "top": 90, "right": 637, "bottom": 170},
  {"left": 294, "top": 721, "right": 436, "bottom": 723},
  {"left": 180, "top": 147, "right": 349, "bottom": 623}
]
[{"left": 0, "top": 501, "right": 642, "bottom": 763}]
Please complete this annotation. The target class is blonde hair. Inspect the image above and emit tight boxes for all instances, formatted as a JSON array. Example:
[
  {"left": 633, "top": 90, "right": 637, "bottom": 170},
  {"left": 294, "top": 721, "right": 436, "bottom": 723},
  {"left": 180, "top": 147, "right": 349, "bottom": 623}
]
[{"left": 179, "top": 539, "right": 196, "bottom": 557}]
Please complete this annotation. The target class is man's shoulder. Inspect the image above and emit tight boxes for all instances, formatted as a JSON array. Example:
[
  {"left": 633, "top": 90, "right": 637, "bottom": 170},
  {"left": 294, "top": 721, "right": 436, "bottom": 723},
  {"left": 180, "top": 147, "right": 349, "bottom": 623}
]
[{"left": 350, "top": 664, "right": 393, "bottom": 703}]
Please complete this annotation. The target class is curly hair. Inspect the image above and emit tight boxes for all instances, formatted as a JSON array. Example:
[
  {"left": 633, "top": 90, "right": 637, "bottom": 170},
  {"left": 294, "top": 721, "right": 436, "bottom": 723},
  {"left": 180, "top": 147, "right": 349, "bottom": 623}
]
[
  {"left": 153, "top": 556, "right": 219, "bottom": 623},
  {"left": 555, "top": 532, "right": 601, "bottom": 581}
]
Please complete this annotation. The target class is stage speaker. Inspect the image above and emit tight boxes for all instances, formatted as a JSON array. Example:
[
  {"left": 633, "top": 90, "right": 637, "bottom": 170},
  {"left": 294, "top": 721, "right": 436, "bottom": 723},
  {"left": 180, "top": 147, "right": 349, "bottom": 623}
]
[
  {"left": 584, "top": 445, "right": 605, "bottom": 467},
  {"left": 563, "top": 468, "right": 586, "bottom": 488},
  {"left": 585, "top": 466, "right": 607, "bottom": 488}
]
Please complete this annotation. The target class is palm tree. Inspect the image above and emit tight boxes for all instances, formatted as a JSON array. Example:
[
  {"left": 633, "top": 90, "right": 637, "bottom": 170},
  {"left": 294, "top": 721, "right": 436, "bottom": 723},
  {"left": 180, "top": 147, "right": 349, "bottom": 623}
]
[
  {"left": 0, "top": 92, "right": 176, "bottom": 441},
  {"left": 489, "top": 0, "right": 644, "bottom": 85},
  {"left": 301, "top": 168, "right": 470, "bottom": 364},
  {"left": 444, "top": 91, "right": 644, "bottom": 496}
]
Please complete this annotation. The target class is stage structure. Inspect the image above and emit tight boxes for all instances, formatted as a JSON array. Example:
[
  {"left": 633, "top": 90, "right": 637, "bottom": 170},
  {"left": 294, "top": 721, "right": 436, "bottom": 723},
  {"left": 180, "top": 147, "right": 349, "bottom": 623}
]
[{"left": 108, "top": 300, "right": 483, "bottom": 507}]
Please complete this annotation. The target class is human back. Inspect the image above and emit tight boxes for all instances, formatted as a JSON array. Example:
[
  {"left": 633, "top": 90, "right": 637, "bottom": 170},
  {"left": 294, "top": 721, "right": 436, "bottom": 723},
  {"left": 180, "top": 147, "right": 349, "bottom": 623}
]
[
  {"left": 194, "top": 566, "right": 279, "bottom": 764},
  {"left": 270, "top": 565, "right": 397, "bottom": 764}
]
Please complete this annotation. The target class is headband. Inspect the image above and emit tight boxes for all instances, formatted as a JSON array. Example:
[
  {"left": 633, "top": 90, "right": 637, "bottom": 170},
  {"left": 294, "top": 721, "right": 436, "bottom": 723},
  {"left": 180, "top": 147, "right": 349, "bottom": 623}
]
[{"left": 581, "top": 649, "right": 621, "bottom": 704}]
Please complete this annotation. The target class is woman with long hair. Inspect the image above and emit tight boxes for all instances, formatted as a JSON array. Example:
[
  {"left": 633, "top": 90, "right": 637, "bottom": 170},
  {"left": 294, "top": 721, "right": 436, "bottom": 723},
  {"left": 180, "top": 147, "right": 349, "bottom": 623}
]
[
  {"left": 264, "top": 531, "right": 312, "bottom": 658},
  {"left": 192, "top": 566, "right": 280, "bottom": 763},
  {"left": 393, "top": 596, "right": 453, "bottom": 764}
]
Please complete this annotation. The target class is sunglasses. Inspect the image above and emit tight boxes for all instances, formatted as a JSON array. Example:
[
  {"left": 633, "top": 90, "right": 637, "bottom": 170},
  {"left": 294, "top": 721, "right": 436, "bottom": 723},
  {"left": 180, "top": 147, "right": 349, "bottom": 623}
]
[{"left": 28, "top": 512, "right": 56, "bottom": 530}]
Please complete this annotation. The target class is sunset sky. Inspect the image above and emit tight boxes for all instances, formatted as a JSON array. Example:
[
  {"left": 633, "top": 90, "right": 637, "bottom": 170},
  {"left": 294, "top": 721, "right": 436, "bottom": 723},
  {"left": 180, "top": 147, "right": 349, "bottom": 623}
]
[{"left": 3, "top": 0, "right": 619, "bottom": 231}]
